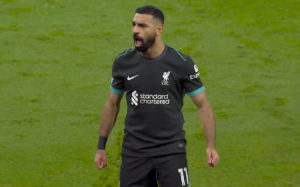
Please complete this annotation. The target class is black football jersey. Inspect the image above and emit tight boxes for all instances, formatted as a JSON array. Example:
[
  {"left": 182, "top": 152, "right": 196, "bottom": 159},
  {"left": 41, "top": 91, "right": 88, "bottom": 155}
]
[{"left": 111, "top": 45, "right": 205, "bottom": 157}]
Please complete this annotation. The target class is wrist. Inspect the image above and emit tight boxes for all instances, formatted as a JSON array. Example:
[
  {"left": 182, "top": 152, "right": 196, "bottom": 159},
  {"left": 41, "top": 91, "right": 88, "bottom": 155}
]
[
  {"left": 97, "top": 136, "right": 108, "bottom": 150},
  {"left": 207, "top": 146, "right": 216, "bottom": 150},
  {"left": 207, "top": 142, "right": 216, "bottom": 150}
]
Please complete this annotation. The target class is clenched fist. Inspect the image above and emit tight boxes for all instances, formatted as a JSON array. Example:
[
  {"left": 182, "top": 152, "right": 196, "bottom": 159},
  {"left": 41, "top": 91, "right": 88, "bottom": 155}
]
[{"left": 94, "top": 150, "right": 107, "bottom": 169}]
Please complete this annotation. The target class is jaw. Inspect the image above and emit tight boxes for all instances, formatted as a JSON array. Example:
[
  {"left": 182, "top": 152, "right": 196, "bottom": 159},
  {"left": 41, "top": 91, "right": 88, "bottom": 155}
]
[{"left": 133, "top": 34, "right": 157, "bottom": 54}]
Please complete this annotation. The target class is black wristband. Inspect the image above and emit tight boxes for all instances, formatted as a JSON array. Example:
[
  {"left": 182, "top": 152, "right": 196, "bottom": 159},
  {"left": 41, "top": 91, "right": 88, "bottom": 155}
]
[{"left": 97, "top": 136, "right": 108, "bottom": 150}]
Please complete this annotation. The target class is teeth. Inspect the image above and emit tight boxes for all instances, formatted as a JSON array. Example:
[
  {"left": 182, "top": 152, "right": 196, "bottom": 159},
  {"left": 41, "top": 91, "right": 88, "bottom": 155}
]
[{"left": 135, "top": 40, "right": 142, "bottom": 46}]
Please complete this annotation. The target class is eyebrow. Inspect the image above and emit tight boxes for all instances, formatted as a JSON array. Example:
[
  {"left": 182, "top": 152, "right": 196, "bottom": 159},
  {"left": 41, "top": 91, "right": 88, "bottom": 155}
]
[{"left": 132, "top": 21, "right": 148, "bottom": 27}]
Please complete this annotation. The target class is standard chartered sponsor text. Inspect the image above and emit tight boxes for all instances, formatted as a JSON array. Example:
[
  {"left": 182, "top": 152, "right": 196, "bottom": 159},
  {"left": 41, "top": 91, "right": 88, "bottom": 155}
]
[{"left": 140, "top": 93, "right": 170, "bottom": 105}]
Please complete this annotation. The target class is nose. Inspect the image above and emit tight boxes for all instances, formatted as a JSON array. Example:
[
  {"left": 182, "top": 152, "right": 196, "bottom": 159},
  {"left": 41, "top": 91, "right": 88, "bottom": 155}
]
[{"left": 132, "top": 25, "right": 139, "bottom": 34}]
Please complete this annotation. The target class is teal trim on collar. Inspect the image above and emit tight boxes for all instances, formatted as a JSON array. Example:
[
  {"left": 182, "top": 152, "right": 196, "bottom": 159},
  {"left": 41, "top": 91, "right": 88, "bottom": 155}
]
[
  {"left": 187, "top": 86, "right": 205, "bottom": 97},
  {"left": 110, "top": 85, "right": 125, "bottom": 95}
]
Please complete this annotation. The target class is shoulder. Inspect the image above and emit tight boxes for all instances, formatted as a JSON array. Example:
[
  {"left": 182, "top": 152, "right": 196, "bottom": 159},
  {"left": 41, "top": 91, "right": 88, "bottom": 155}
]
[
  {"left": 114, "top": 48, "right": 136, "bottom": 62},
  {"left": 166, "top": 46, "right": 194, "bottom": 67}
]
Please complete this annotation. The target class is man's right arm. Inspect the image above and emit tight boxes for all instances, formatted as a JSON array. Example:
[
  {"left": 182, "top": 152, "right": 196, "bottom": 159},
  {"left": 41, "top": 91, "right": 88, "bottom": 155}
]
[{"left": 94, "top": 91, "right": 123, "bottom": 170}]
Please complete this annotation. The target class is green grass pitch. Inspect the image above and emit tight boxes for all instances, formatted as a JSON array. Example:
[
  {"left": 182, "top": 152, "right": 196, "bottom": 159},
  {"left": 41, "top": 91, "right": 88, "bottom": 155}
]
[{"left": 0, "top": 0, "right": 299, "bottom": 186}]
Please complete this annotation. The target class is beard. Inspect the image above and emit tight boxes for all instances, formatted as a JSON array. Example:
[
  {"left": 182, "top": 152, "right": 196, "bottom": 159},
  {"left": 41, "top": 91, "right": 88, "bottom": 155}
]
[{"left": 133, "top": 33, "right": 156, "bottom": 52}]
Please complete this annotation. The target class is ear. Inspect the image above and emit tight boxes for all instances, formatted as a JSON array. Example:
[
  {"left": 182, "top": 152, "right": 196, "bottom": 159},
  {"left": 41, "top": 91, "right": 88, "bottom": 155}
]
[{"left": 156, "top": 24, "right": 164, "bottom": 36}]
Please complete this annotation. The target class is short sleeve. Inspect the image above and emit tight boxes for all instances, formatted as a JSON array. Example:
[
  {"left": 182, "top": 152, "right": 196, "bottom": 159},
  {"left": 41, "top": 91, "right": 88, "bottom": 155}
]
[
  {"left": 181, "top": 57, "right": 205, "bottom": 97},
  {"left": 110, "top": 60, "right": 125, "bottom": 95}
]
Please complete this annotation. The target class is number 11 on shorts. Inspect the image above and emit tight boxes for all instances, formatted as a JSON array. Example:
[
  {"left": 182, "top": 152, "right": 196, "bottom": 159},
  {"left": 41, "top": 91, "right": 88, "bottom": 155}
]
[{"left": 178, "top": 167, "right": 189, "bottom": 186}]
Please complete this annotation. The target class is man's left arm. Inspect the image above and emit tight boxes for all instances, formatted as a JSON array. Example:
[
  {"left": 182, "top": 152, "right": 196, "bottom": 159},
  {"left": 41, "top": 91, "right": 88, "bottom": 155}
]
[{"left": 191, "top": 91, "right": 220, "bottom": 167}]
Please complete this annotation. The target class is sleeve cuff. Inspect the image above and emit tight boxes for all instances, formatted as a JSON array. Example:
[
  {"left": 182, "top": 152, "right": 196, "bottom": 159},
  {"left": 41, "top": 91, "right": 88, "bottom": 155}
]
[
  {"left": 110, "top": 85, "right": 125, "bottom": 95},
  {"left": 187, "top": 86, "right": 205, "bottom": 97}
]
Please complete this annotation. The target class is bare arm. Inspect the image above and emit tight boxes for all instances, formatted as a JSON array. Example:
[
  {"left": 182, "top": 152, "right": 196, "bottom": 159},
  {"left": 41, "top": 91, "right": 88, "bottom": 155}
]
[
  {"left": 94, "top": 91, "right": 123, "bottom": 169},
  {"left": 191, "top": 91, "right": 219, "bottom": 167},
  {"left": 99, "top": 91, "right": 123, "bottom": 137}
]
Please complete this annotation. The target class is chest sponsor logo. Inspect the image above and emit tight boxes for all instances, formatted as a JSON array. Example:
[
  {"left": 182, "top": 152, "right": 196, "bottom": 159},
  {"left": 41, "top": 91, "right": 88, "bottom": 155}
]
[
  {"left": 190, "top": 65, "right": 200, "bottom": 79},
  {"left": 194, "top": 65, "right": 198, "bottom": 72},
  {"left": 131, "top": 90, "right": 139, "bottom": 106},
  {"left": 127, "top": 75, "right": 139, "bottom": 81},
  {"left": 131, "top": 90, "right": 170, "bottom": 106},
  {"left": 162, "top": 71, "right": 170, "bottom": 85}
]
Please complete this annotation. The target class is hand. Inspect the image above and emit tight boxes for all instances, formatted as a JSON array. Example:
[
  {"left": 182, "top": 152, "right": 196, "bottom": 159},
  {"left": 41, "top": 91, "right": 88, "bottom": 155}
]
[
  {"left": 94, "top": 150, "right": 107, "bottom": 169},
  {"left": 206, "top": 148, "right": 219, "bottom": 167}
]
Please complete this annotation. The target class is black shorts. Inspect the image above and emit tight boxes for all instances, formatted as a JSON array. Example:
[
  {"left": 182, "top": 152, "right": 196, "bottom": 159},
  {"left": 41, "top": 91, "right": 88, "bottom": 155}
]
[{"left": 120, "top": 153, "right": 190, "bottom": 187}]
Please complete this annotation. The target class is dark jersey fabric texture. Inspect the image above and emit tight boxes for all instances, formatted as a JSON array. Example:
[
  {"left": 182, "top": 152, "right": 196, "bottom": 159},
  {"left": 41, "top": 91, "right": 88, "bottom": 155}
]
[{"left": 111, "top": 45, "right": 204, "bottom": 157}]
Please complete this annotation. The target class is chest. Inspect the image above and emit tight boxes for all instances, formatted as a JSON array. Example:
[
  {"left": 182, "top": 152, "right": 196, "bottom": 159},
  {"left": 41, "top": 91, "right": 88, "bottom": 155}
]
[{"left": 122, "top": 61, "right": 181, "bottom": 93}]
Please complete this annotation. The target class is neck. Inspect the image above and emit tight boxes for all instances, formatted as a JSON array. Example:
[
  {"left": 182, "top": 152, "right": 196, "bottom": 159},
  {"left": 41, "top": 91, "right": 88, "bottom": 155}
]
[{"left": 140, "top": 40, "right": 165, "bottom": 58}]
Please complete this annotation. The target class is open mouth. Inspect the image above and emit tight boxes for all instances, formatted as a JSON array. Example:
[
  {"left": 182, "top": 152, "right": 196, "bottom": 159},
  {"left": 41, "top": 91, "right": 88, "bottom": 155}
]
[{"left": 134, "top": 35, "right": 143, "bottom": 47}]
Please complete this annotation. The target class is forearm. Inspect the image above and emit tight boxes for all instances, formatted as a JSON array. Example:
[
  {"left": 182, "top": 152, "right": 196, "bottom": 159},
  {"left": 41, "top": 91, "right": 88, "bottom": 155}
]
[
  {"left": 99, "top": 98, "right": 120, "bottom": 137},
  {"left": 198, "top": 99, "right": 216, "bottom": 149}
]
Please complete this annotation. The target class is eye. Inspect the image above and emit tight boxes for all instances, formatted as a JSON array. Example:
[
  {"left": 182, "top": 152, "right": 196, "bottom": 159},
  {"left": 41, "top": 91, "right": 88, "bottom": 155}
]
[{"left": 139, "top": 24, "right": 147, "bottom": 28}]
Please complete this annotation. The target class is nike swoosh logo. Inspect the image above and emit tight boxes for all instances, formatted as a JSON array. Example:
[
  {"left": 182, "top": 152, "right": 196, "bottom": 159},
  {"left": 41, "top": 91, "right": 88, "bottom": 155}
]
[{"left": 127, "top": 75, "right": 139, "bottom": 80}]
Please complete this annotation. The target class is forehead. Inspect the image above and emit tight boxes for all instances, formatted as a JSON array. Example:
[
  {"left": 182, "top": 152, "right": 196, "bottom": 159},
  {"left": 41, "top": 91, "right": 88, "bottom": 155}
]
[{"left": 132, "top": 13, "right": 155, "bottom": 24}]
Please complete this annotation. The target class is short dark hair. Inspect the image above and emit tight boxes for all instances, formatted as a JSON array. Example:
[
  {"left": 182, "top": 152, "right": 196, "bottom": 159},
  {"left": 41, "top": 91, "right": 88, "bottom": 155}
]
[{"left": 135, "top": 5, "right": 164, "bottom": 24}]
